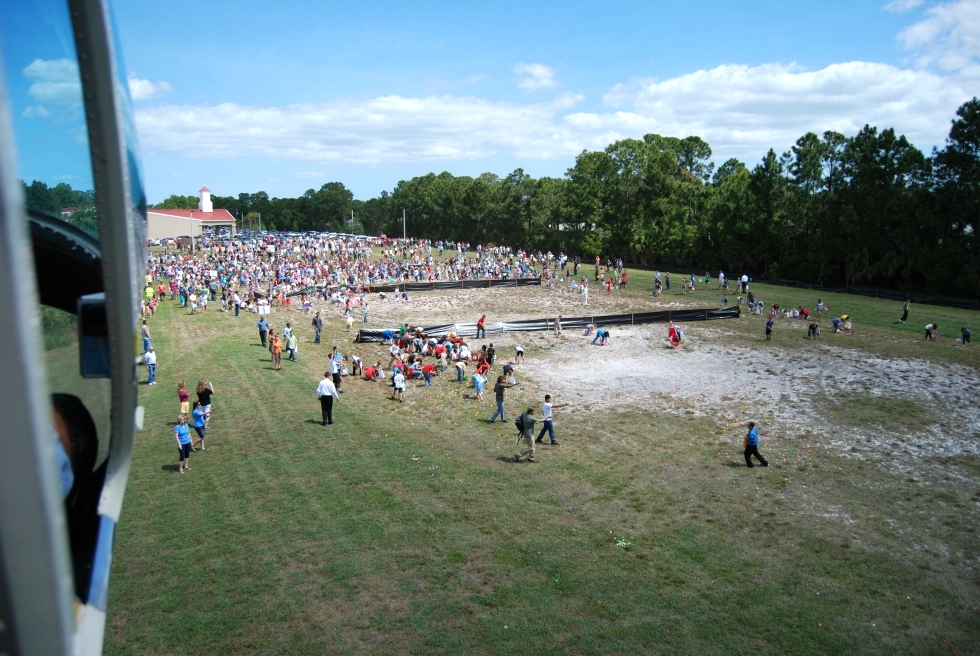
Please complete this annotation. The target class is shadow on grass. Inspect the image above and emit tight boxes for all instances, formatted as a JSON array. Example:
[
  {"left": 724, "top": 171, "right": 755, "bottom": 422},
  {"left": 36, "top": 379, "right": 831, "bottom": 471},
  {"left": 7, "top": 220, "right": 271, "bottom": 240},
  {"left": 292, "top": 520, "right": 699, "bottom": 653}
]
[
  {"left": 494, "top": 455, "right": 522, "bottom": 464},
  {"left": 303, "top": 419, "right": 325, "bottom": 425},
  {"left": 723, "top": 461, "right": 749, "bottom": 468},
  {"left": 160, "top": 464, "right": 181, "bottom": 473}
]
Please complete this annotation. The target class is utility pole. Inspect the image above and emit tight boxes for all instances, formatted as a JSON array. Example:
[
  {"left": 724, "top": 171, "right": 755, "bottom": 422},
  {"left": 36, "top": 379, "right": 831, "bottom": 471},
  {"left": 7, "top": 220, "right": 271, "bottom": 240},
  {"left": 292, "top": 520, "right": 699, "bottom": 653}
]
[{"left": 402, "top": 208, "right": 406, "bottom": 240}]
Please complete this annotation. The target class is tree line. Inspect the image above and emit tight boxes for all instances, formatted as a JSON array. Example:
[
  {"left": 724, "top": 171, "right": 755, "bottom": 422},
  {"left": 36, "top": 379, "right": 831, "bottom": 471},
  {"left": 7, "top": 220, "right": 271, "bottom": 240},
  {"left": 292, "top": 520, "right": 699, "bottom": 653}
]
[{"left": 29, "top": 98, "right": 979, "bottom": 297}]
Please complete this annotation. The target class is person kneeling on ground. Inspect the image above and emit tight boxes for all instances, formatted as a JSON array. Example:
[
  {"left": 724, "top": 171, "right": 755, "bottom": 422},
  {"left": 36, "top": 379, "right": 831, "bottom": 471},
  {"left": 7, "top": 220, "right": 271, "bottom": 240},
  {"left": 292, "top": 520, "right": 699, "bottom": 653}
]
[{"left": 807, "top": 323, "right": 820, "bottom": 340}]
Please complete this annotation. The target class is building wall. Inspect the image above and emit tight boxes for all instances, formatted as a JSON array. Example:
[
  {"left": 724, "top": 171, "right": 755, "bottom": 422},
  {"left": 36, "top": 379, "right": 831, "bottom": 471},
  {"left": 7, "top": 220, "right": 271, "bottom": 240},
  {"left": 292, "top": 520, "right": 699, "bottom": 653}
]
[{"left": 147, "top": 213, "right": 236, "bottom": 239}]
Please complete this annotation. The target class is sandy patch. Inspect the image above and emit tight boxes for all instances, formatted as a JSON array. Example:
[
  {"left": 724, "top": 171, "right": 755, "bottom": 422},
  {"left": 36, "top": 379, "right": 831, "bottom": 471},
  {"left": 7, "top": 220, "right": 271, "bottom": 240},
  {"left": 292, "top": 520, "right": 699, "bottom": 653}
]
[{"left": 304, "top": 284, "right": 980, "bottom": 474}]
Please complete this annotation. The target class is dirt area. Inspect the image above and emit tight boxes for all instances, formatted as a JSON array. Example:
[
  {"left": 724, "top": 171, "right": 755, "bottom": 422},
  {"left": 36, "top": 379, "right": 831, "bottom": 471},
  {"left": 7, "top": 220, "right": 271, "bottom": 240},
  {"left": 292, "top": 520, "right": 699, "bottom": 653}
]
[{"left": 315, "top": 284, "right": 980, "bottom": 474}]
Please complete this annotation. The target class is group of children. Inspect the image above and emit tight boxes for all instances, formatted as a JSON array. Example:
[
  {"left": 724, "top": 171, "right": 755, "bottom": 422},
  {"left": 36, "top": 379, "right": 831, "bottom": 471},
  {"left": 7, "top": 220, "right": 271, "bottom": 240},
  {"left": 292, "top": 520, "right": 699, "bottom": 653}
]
[{"left": 173, "top": 380, "right": 215, "bottom": 474}]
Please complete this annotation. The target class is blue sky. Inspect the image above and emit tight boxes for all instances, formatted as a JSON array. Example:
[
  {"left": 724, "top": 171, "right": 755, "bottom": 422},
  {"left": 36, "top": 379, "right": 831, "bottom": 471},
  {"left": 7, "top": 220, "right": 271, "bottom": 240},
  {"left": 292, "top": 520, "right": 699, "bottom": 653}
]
[{"left": 8, "top": 0, "right": 980, "bottom": 203}]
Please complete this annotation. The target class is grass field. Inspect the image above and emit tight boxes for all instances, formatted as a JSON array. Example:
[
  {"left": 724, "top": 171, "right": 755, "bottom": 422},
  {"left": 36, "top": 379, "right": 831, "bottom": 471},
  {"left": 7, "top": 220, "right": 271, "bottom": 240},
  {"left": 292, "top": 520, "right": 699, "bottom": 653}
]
[{"left": 103, "top": 274, "right": 980, "bottom": 654}]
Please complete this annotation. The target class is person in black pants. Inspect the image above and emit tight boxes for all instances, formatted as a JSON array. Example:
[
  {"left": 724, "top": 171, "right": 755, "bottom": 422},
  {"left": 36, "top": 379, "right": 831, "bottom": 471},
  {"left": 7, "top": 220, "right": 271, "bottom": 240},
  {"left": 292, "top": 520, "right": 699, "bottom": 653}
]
[
  {"left": 257, "top": 317, "right": 268, "bottom": 347},
  {"left": 744, "top": 421, "right": 768, "bottom": 467},
  {"left": 315, "top": 372, "right": 339, "bottom": 425},
  {"left": 312, "top": 311, "right": 323, "bottom": 344}
]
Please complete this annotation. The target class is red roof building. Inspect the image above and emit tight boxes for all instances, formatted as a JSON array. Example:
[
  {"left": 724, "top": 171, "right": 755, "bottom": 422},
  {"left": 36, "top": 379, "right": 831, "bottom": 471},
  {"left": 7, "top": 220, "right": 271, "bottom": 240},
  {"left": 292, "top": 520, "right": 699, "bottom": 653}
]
[{"left": 147, "top": 187, "right": 236, "bottom": 239}]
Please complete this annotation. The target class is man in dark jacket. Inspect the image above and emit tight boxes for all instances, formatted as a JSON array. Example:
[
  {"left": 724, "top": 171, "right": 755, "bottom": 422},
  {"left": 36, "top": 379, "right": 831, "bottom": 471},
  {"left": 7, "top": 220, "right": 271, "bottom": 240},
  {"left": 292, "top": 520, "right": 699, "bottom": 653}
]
[{"left": 312, "top": 311, "right": 323, "bottom": 344}]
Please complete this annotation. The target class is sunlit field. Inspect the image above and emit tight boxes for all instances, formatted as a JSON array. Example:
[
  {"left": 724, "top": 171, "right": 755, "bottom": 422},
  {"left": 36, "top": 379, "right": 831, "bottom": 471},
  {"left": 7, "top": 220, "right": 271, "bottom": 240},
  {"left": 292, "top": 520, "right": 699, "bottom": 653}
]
[{"left": 105, "top": 273, "right": 980, "bottom": 655}]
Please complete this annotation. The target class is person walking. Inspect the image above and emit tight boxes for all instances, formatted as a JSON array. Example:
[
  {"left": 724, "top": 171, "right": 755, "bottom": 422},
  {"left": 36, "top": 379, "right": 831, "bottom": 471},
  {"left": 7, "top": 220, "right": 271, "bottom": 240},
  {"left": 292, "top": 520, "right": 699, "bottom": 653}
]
[
  {"left": 174, "top": 415, "right": 192, "bottom": 474},
  {"left": 554, "top": 314, "right": 563, "bottom": 335},
  {"left": 316, "top": 371, "right": 340, "bottom": 425},
  {"left": 144, "top": 346, "right": 157, "bottom": 385},
  {"left": 190, "top": 401, "right": 207, "bottom": 451},
  {"left": 312, "top": 311, "right": 323, "bottom": 343},
  {"left": 472, "top": 370, "right": 486, "bottom": 400},
  {"left": 141, "top": 320, "right": 151, "bottom": 354},
  {"left": 287, "top": 331, "right": 298, "bottom": 361},
  {"left": 898, "top": 300, "right": 910, "bottom": 324},
  {"left": 257, "top": 317, "right": 269, "bottom": 347},
  {"left": 765, "top": 318, "right": 774, "bottom": 341},
  {"left": 488, "top": 375, "right": 518, "bottom": 423},
  {"left": 476, "top": 314, "right": 487, "bottom": 339},
  {"left": 743, "top": 421, "right": 768, "bottom": 467},
  {"left": 534, "top": 394, "right": 568, "bottom": 446},
  {"left": 177, "top": 380, "right": 190, "bottom": 417},
  {"left": 196, "top": 380, "right": 215, "bottom": 428},
  {"left": 515, "top": 406, "right": 539, "bottom": 463},
  {"left": 330, "top": 347, "right": 344, "bottom": 393},
  {"left": 271, "top": 332, "right": 283, "bottom": 370}
]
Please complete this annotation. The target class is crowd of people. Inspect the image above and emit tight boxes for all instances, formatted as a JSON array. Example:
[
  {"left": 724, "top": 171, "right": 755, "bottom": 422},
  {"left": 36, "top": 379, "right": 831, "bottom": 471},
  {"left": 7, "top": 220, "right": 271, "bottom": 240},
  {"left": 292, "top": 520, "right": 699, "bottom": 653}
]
[{"left": 142, "top": 234, "right": 971, "bottom": 473}]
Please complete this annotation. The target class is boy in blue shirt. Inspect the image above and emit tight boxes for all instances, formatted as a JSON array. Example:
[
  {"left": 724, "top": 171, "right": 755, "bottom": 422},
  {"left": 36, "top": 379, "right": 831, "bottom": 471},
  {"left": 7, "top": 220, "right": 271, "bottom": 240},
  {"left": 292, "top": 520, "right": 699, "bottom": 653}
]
[{"left": 744, "top": 421, "right": 768, "bottom": 467}]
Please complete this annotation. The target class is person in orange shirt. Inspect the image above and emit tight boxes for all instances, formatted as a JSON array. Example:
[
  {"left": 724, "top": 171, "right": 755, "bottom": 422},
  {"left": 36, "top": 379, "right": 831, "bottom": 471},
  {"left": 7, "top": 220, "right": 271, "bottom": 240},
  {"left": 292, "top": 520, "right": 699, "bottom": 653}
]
[{"left": 270, "top": 332, "right": 283, "bottom": 370}]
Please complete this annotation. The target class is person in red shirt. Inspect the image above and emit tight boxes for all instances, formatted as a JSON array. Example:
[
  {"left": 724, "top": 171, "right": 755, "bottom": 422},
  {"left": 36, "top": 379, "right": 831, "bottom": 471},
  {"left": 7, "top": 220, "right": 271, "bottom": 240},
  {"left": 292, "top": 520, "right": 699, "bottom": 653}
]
[
  {"left": 422, "top": 362, "right": 437, "bottom": 386},
  {"left": 476, "top": 314, "right": 487, "bottom": 339}
]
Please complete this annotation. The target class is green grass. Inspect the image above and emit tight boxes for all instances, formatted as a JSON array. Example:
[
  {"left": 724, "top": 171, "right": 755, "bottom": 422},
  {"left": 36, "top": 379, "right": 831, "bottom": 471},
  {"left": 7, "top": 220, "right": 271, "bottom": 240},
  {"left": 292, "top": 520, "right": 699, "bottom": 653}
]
[{"left": 103, "top": 283, "right": 980, "bottom": 655}]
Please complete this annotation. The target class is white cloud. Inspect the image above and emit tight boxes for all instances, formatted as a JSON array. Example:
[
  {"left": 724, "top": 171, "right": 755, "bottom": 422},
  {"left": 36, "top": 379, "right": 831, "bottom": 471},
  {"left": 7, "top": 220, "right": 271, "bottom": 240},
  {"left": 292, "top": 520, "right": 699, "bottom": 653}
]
[
  {"left": 134, "top": 60, "right": 972, "bottom": 172},
  {"left": 22, "top": 58, "right": 81, "bottom": 105},
  {"left": 135, "top": 94, "right": 593, "bottom": 164},
  {"left": 600, "top": 61, "right": 971, "bottom": 162},
  {"left": 884, "top": 0, "right": 925, "bottom": 12},
  {"left": 514, "top": 63, "right": 558, "bottom": 91},
  {"left": 897, "top": 0, "right": 980, "bottom": 78},
  {"left": 128, "top": 76, "right": 174, "bottom": 100},
  {"left": 22, "top": 105, "right": 51, "bottom": 118}
]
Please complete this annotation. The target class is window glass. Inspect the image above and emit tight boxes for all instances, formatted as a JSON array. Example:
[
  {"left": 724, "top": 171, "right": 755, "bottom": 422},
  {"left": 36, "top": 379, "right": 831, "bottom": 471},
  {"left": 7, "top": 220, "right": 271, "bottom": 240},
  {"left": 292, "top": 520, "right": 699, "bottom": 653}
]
[
  {"left": 43, "top": 306, "right": 112, "bottom": 468},
  {"left": 0, "top": 0, "right": 98, "bottom": 237}
]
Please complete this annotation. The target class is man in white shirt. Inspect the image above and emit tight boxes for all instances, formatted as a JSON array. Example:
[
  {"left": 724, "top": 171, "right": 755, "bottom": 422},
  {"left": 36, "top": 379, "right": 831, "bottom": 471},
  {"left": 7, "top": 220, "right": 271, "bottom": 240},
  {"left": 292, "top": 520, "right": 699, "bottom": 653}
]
[
  {"left": 534, "top": 394, "right": 569, "bottom": 446},
  {"left": 315, "top": 372, "right": 340, "bottom": 425},
  {"left": 388, "top": 344, "right": 402, "bottom": 369},
  {"left": 144, "top": 347, "right": 157, "bottom": 385}
]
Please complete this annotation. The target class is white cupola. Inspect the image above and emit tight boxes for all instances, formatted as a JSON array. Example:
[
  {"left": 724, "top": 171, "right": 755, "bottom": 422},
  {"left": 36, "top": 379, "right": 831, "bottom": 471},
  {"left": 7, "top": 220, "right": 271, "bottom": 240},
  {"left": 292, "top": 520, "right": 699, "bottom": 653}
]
[{"left": 198, "top": 186, "right": 213, "bottom": 213}]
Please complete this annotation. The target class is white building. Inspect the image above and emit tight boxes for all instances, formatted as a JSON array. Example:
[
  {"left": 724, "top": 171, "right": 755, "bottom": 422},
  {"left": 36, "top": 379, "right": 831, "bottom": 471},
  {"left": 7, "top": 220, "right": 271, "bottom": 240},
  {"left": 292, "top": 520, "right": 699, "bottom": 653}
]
[{"left": 146, "top": 187, "right": 236, "bottom": 240}]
